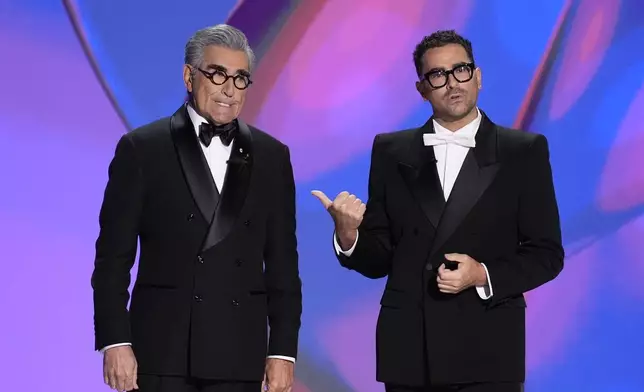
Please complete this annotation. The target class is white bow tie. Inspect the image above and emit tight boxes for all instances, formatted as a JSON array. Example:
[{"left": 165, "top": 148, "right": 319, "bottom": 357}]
[{"left": 423, "top": 133, "right": 476, "bottom": 148}]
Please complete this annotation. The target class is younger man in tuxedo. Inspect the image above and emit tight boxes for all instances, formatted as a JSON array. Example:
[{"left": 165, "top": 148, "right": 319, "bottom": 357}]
[{"left": 313, "top": 30, "right": 564, "bottom": 392}]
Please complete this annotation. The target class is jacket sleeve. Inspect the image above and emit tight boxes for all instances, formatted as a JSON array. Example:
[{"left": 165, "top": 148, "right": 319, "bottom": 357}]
[
  {"left": 263, "top": 144, "right": 302, "bottom": 358},
  {"left": 91, "top": 134, "right": 143, "bottom": 350},
  {"left": 336, "top": 134, "right": 394, "bottom": 279},
  {"left": 483, "top": 134, "right": 564, "bottom": 306}
]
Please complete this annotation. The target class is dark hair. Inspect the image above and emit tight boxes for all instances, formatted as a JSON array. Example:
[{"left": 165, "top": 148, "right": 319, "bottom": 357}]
[{"left": 413, "top": 30, "right": 474, "bottom": 76}]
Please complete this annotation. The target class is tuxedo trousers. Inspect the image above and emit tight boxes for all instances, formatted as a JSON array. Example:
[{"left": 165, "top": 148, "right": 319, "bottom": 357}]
[
  {"left": 384, "top": 304, "right": 523, "bottom": 392},
  {"left": 385, "top": 382, "right": 522, "bottom": 392},
  {"left": 133, "top": 375, "right": 261, "bottom": 392}
]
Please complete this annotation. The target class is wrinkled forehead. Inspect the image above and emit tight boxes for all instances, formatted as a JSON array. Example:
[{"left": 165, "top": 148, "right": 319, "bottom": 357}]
[
  {"left": 201, "top": 45, "right": 250, "bottom": 75},
  {"left": 421, "top": 44, "right": 471, "bottom": 73}
]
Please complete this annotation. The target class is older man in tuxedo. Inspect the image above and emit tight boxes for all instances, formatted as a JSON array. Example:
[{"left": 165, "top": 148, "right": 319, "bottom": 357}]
[{"left": 92, "top": 24, "right": 301, "bottom": 392}]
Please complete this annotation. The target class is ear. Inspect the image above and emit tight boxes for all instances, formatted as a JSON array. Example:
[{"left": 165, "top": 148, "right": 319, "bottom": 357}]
[
  {"left": 183, "top": 65, "right": 193, "bottom": 93},
  {"left": 416, "top": 80, "right": 428, "bottom": 101},
  {"left": 475, "top": 67, "right": 482, "bottom": 90}
]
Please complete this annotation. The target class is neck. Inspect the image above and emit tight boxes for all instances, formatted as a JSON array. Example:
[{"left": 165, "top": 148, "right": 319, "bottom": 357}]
[{"left": 434, "top": 107, "right": 478, "bottom": 132}]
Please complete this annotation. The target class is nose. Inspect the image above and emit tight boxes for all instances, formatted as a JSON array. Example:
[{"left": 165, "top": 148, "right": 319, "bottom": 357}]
[
  {"left": 446, "top": 73, "right": 459, "bottom": 90},
  {"left": 222, "top": 78, "right": 234, "bottom": 97}
]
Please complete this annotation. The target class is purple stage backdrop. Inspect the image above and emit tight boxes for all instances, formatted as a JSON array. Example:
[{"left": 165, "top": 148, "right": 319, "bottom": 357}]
[{"left": 1, "top": 0, "right": 644, "bottom": 391}]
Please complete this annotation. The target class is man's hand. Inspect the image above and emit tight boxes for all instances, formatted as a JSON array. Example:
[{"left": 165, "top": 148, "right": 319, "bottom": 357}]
[
  {"left": 262, "top": 358, "right": 294, "bottom": 392},
  {"left": 311, "top": 190, "right": 366, "bottom": 250},
  {"left": 103, "top": 346, "right": 138, "bottom": 391},
  {"left": 436, "top": 253, "right": 487, "bottom": 294}
]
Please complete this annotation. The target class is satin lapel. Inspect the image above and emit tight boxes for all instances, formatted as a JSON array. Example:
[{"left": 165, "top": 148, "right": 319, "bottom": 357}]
[
  {"left": 429, "top": 113, "right": 500, "bottom": 262},
  {"left": 397, "top": 121, "right": 445, "bottom": 229},
  {"left": 170, "top": 105, "right": 219, "bottom": 224},
  {"left": 202, "top": 119, "right": 254, "bottom": 250}
]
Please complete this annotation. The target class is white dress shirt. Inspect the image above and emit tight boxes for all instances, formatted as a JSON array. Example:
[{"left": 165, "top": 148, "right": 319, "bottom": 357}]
[
  {"left": 333, "top": 108, "right": 493, "bottom": 299},
  {"left": 101, "top": 105, "right": 296, "bottom": 363}
]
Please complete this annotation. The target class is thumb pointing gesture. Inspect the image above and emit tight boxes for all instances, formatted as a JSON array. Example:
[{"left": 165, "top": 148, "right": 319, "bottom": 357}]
[
  {"left": 311, "top": 190, "right": 333, "bottom": 210},
  {"left": 312, "top": 190, "right": 365, "bottom": 250},
  {"left": 310, "top": 189, "right": 365, "bottom": 228}
]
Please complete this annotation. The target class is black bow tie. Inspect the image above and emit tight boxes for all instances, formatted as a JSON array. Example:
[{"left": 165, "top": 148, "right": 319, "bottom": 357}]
[{"left": 198, "top": 120, "right": 238, "bottom": 147}]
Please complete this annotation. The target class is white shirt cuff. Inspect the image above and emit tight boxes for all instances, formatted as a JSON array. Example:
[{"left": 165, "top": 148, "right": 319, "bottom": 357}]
[
  {"left": 475, "top": 263, "right": 493, "bottom": 300},
  {"left": 267, "top": 355, "right": 295, "bottom": 363},
  {"left": 333, "top": 230, "right": 359, "bottom": 256},
  {"left": 100, "top": 345, "right": 295, "bottom": 363},
  {"left": 99, "top": 342, "right": 131, "bottom": 354}
]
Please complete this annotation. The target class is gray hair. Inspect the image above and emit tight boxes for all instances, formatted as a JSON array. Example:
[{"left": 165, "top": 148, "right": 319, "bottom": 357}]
[{"left": 184, "top": 24, "right": 255, "bottom": 75}]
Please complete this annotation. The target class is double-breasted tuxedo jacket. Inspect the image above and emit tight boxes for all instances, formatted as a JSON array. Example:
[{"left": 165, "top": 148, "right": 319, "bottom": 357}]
[
  {"left": 336, "top": 112, "right": 564, "bottom": 385},
  {"left": 92, "top": 106, "right": 302, "bottom": 381}
]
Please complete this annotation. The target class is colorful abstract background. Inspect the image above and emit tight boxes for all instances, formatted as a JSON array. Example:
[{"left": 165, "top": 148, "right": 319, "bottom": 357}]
[{"left": 1, "top": 0, "right": 643, "bottom": 390}]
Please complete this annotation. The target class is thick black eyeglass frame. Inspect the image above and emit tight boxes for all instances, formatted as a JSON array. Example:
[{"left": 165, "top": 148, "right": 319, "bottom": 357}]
[
  {"left": 422, "top": 62, "right": 475, "bottom": 89},
  {"left": 197, "top": 67, "right": 253, "bottom": 90}
]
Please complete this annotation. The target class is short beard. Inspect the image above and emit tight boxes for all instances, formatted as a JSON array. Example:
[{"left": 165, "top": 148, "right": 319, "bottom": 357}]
[{"left": 432, "top": 101, "right": 477, "bottom": 127}]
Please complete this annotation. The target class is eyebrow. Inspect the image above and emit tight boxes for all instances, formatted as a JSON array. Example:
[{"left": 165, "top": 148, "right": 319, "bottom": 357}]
[
  {"left": 204, "top": 63, "right": 251, "bottom": 77},
  {"left": 426, "top": 62, "right": 471, "bottom": 73}
]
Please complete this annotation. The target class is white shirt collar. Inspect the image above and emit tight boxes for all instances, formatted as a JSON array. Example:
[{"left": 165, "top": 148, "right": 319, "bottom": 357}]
[{"left": 432, "top": 107, "right": 482, "bottom": 137}]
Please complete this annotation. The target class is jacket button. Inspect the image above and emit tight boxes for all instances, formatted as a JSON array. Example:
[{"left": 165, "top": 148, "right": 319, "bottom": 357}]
[
  {"left": 194, "top": 295, "right": 203, "bottom": 302},
  {"left": 425, "top": 263, "right": 433, "bottom": 271},
  {"left": 244, "top": 220, "right": 250, "bottom": 226},
  {"left": 232, "top": 299, "right": 239, "bottom": 306},
  {"left": 197, "top": 255, "right": 204, "bottom": 263},
  {"left": 187, "top": 213, "right": 195, "bottom": 221},
  {"left": 235, "top": 258, "right": 242, "bottom": 266}
]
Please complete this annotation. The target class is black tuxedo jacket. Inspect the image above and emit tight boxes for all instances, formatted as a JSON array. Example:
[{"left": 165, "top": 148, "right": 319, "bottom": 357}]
[
  {"left": 337, "top": 112, "right": 564, "bottom": 386},
  {"left": 92, "top": 106, "right": 302, "bottom": 381}
]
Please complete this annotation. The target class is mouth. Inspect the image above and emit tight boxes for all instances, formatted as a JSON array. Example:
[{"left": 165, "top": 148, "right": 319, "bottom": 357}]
[
  {"left": 215, "top": 101, "right": 234, "bottom": 108},
  {"left": 447, "top": 93, "right": 464, "bottom": 103}
]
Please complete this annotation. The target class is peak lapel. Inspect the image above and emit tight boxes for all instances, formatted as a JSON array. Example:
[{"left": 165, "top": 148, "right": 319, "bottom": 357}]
[
  {"left": 170, "top": 105, "right": 219, "bottom": 224},
  {"left": 428, "top": 113, "right": 500, "bottom": 263},
  {"left": 397, "top": 120, "right": 445, "bottom": 229},
  {"left": 202, "top": 119, "right": 254, "bottom": 251}
]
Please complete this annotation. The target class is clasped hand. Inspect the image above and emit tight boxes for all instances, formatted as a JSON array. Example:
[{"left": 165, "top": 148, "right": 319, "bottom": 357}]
[{"left": 436, "top": 253, "right": 486, "bottom": 294}]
